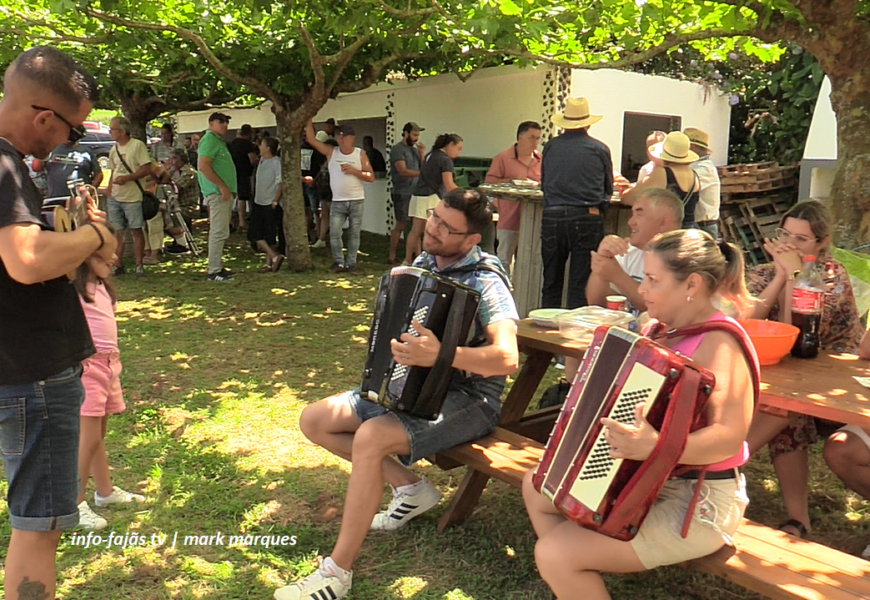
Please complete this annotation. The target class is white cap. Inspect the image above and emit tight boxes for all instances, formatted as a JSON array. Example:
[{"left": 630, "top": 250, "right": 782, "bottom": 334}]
[{"left": 315, "top": 130, "right": 329, "bottom": 143}]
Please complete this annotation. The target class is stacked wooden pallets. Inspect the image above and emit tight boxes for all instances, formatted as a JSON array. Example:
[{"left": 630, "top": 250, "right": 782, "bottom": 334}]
[{"left": 717, "top": 161, "right": 798, "bottom": 266}]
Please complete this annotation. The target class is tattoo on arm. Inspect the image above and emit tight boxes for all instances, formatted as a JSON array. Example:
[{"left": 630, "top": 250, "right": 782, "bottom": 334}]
[{"left": 17, "top": 577, "right": 50, "bottom": 600}]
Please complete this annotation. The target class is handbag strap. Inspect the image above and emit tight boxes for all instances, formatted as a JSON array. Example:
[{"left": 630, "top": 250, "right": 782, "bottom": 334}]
[{"left": 112, "top": 145, "right": 147, "bottom": 196}]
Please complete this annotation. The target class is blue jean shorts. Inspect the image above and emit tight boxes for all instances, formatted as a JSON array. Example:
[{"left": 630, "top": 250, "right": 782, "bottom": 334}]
[
  {"left": 345, "top": 386, "right": 500, "bottom": 466},
  {"left": 108, "top": 197, "right": 145, "bottom": 230},
  {"left": 0, "top": 366, "right": 84, "bottom": 531}
]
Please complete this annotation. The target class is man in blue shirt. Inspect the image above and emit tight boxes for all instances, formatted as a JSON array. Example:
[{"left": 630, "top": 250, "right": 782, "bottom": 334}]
[{"left": 540, "top": 97, "right": 613, "bottom": 309}]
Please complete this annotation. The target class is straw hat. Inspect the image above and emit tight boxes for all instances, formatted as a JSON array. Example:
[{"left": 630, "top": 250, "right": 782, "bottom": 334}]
[
  {"left": 649, "top": 131, "right": 699, "bottom": 164},
  {"left": 551, "top": 97, "right": 603, "bottom": 130},
  {"left": 683, "top": 127, "right": 712, "bottom": 152}
]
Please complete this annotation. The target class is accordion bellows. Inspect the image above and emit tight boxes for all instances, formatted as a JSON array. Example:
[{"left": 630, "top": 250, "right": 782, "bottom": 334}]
[
  {"left": 360, "top": 266, "right": 480, "bottom": 420},
  {"left": 532, "top": 325, "right": 715, "bottom": 540}
]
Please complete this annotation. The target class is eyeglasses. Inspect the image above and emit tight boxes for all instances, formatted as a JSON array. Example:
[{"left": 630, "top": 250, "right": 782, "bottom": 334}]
[
  {"left": 32, "top": 105, "right": 87, "bottom": 144},
  {"left": 775, "top": 227, "right": 819, "bottom": 245},
  {"left": 426, "top": 208, "right": 470, "bottom": 237}
]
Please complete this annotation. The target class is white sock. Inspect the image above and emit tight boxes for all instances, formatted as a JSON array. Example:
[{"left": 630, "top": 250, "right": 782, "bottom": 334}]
[
  {"left": 322, "top": 556, "right": 351, "bottom": 584},
  {"left": 174, "top": 235, "right": 186, "bottom": 245},
  {"left": 395, "top": 479, "right": 426, "bottom": 496}
]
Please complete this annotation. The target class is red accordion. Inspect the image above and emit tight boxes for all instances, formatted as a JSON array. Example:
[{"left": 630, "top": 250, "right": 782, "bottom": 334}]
[{"left": 532, "top": 322, "right": 758, "bottom": 541}]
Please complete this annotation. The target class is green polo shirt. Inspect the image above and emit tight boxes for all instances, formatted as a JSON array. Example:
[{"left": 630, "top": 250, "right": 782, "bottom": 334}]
[{"left": 197, "top": 130, "right": 237, "bottom": 196}]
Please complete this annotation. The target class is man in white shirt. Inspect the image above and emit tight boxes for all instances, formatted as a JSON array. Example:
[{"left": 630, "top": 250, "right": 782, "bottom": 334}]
[
  {"left": 684, "top": 127, "right": 721, "bottom": 239},
  {"left": 586, "top": 187, "right": 684, "bottom": 314}
]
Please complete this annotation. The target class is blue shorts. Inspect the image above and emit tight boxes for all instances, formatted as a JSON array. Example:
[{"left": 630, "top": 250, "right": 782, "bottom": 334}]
[
  {"left": 0, "top": 366, "right": 83, "bottom": 531},
  {"left": 108, "top": 197, "right": 145, "bottom": 230},
  {"left": 345, "top": 386, "right": 500, "bottom": 466}
]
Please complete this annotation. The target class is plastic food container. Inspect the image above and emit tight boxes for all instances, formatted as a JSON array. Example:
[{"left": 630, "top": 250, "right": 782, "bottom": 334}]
[{"left": 555, "top": 306, "right": 637, "bottom": 342}]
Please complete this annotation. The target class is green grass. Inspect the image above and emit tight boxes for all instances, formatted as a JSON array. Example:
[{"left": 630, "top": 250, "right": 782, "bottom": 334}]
[{"left": 2, "top": 225, "right": 870, "bottom": 599}]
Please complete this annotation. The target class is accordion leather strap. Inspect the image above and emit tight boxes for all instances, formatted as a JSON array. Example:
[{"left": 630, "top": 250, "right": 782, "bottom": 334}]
[
  {"left": 598, "top": 368, "right": 702, "bottom": 538},
  {"left": 416, "top": 287, "right": 469, "bottom": 403}
]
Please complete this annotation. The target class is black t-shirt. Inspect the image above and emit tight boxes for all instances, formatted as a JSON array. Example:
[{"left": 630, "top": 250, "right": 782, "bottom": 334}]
[
  {"left": 228, "top": 137, "right": 259, "bottom": 178},
  {"left": 301, "top": 141, "right": 326, "bottom": 178},
  {"left": 412, "top": 150, "right": 454, "bottom": 198},
  {"left": 366, "top": 148, "right": 387, "bottom": 174},
  {"left": 0, "top": 138, "right": 95, "bottom": 385}
]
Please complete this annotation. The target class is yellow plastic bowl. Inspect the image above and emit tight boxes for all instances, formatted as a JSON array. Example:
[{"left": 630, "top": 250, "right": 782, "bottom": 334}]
[{"left": 739, "top": 319, "right": 800, "bottom": 366}]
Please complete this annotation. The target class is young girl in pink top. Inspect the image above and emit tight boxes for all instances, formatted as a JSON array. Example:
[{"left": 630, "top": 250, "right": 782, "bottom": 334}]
[
  {"left": 75, "top": 251, "right": 144, "bottom": 530},
  {"left": 523, "top": 229, "right": 757, "bottom": 599}
]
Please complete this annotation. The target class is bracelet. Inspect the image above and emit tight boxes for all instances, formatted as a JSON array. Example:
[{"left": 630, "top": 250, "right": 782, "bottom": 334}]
[{"left": 88, "top": 222, "right": 105, "bottom": 250}]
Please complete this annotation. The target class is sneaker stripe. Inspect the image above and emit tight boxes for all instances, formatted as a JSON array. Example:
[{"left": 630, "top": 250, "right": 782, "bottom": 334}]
[{"left": 326, "top": 587, "right": 338, "bottom": 600}]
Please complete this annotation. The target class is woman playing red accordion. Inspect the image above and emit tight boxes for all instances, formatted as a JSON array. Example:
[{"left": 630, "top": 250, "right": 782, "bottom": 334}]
[{"left": 523, "top": 229, "right": 756, "bottom": 599}]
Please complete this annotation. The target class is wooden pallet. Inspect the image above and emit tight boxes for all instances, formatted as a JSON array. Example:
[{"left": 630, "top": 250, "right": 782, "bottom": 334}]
[
  {"left": 720, "top": 165, "right": 798, "bottom": 184},
  {"left": 721, "top": 176, "right": 796, "bottom": 194},
  {"left": 718, "top": 161, "right": 778, "bottom": 176}
]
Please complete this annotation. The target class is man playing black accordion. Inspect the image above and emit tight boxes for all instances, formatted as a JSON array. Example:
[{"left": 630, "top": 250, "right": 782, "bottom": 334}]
[{"left": 274, "top": 189, "right": 519, "bottom": 600}]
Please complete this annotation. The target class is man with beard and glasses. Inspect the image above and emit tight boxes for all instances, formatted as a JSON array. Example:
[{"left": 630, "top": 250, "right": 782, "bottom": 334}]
[{"left": 275, "top": 188, "right": 518, "bottom": 600}]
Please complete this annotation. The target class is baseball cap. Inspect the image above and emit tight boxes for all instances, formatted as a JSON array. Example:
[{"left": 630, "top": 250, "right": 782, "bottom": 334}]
[
  {"left": 403, "top": 122, "right": 425, "bottom": 133},
  {"left": 336, "top": 124, "right": 356, "bottom": 136},
  {"left": 209, "top": 112, "right": 231, "bottom": 123},
  {"left": 315, "top": 130, "right": 329, "bottom": 143}
]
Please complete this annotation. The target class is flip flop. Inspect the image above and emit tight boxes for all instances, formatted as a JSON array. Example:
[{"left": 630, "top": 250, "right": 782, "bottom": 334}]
[
  {"left": 271, "top": 254, "right": 284, "bottom": 272},
  {"left": 778, "top": 518, "right": 808, "bottom": 538}
]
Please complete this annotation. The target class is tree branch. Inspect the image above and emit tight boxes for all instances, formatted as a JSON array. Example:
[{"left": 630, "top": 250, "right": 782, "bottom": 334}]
[
  {"left": 85, "top": 8, "right": 278, "bottom": 105},
  {"left": 471, "top": 27, "right": 763, "bottom": 70},
  {"left": 377, "top": 0, "right": 441, "bottom": 19},
  {"left": 0, "top": 15, "right": 109, "bottom": 45},
  {"left": 333, "top": 51, "right": 438, "bottom": 94}
]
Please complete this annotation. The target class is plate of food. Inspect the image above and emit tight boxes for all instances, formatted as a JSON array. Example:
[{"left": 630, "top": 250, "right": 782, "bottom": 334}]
[
  {"left": 528, "top": 308, "right": 569, "bottom": 328},
  {"left": 511, "top": 179, "right": 539, "bottom": 188}
]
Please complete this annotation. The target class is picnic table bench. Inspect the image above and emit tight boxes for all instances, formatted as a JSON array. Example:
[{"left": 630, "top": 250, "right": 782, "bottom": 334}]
[{"left": 433, "top": 319, "right": 870, "bottom": 599}]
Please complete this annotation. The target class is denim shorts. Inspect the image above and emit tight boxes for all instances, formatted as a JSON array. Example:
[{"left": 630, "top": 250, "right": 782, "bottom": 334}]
[
  {"left": 0, "top": 366, "right": 84, "bottom": 531},
  {"left": 108, "top": 197, "right": 145, "bottom": 230},
  {"left": 345, "top": 387, "right": 500, "bottom": 466}
]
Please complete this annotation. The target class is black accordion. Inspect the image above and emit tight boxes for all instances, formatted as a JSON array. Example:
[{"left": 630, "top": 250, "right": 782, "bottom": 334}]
[{"left": 360, "top": 266, "right": 480, "bottom": 420}]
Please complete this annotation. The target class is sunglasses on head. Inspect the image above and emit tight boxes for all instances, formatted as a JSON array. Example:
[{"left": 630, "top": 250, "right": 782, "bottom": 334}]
[{"left": 32, "top": 105, "right": 87, "bottom": 144}]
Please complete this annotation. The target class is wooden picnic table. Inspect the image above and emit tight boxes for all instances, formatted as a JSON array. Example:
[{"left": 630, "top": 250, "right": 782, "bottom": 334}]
[{"left": 436, "top": 320, "right": 870, "bottom": 529}]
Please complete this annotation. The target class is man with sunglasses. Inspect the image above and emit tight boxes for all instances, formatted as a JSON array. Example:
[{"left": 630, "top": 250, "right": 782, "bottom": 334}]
[
  {"left": 277, "top": 189, "right": 518, "bottom": 600},
  {"left": 198, "top": 112, "right": 237, "bottom": 281},
  {"left": 0, "top": 46, "right": 117, "bottom": 600}
]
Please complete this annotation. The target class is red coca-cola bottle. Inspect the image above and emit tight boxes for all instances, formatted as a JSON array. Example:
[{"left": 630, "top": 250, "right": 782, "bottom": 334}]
[{"left": 790, "top": 255, "right": 824, "bottom": 359}]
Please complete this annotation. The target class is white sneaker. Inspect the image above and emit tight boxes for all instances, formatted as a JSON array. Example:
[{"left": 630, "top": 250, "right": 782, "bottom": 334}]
[
  {"left": 78, "top": 501, "right": 108, "bottom": 531},
  {"left": 94, "top": 486, "right": 145, "bottom": 507},
  {"left": 274, "top": 558, "right": 351, "bottom": 600},
  {"left": 370, "top": 478, "right": 442, "bottom": 531},
  {"left": 310, "top": 239, "right": 327, "bottom": 249}
]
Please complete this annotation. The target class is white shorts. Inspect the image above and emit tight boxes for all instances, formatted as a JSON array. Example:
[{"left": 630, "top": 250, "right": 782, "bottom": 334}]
[
  {"left": 836, "top": 425, "right": 870, "bottom": 449},
  {"left": 409, "top": 194, "right": 440, "bottom": 220}
]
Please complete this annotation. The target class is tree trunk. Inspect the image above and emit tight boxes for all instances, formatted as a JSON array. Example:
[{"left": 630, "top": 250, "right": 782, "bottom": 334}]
[
  {"left": 275, "top": 111, "right": 314, "bottom": 271},
  {"left": 119, "top": 97, "right": 162, "bottom": 142},
  {"left": 827, "top": 73, "right": 870, "bottom": 249}
]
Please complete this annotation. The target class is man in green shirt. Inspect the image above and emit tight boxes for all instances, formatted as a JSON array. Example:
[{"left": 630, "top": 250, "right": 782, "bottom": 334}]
[{"left": 197, "top": 112, "right": 237, "bottom": 281}]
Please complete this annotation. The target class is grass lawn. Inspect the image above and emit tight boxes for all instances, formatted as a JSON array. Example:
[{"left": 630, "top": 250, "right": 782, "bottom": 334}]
[{"left": 2, "top": 224, "right": 870, "bottom": 599}]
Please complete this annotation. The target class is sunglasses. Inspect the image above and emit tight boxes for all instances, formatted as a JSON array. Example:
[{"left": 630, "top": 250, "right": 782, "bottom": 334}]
[{"left": 32, "top": 105, "right": 87, "bottom": 144}]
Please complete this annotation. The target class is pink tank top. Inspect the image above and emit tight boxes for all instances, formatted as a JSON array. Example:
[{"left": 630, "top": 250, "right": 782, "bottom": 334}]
[{"left": 650, "top": 312, "right": 750, "bottom": 471}]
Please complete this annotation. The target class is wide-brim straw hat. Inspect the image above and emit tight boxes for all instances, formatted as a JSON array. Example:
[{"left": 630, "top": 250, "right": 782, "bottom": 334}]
[
  {"left": 551, "top": 97, "right": 603, "bottom": 130},
  {"left": 650, "top": 131, "right": 700, "bottom": 164},
  {"left": 683, "top": 127, "right": 712, "bottom": 152}
]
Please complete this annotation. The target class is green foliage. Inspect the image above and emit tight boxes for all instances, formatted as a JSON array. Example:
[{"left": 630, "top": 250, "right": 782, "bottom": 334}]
[{"left": 635, "top": 43, "right": 820, "bottom": 165}]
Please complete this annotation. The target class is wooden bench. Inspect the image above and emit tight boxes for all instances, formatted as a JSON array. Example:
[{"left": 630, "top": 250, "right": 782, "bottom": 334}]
[{"left": 435, "top": 431, "right": 870, "bottom": 599}]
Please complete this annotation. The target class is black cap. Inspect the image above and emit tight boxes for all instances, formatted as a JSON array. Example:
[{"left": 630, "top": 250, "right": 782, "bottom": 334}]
[
  {"left": 336, "top": 123, "right": 355, "bottom": 136},
  {"left": 209, "top": 112, "right": 231, "bottom": 123}
]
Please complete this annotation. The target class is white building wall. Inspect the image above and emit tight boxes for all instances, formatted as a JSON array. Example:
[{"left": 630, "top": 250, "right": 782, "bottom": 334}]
[
  {"left": 570, "top": 69, "right": 732, "bottom": 166},
  {"left": 804, "top": 77, "right": 837, "bottom": 161}
]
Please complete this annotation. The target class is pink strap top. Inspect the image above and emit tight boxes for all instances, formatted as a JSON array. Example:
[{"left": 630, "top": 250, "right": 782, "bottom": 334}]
[{"left": 650, "top": 312, "right": 750, "bottom": 472}]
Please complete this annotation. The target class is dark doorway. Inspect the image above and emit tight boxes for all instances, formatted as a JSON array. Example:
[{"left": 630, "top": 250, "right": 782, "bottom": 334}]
[{"left": 621, "top": 112, "right": 682, "bottom": 182}]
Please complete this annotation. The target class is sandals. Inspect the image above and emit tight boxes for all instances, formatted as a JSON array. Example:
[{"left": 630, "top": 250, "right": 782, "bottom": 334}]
[{"left": 778, "top": 518, "right": 809, "bottom": 538}]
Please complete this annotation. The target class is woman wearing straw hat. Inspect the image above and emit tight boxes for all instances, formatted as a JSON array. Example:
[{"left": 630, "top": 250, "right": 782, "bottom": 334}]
[
  {"left": 621, "top": 131, "right": 700, "bottom": 229},
  {"left": 540, "top": 97, "right": 613, "bottom": 309}
]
